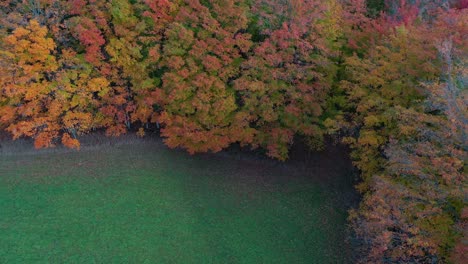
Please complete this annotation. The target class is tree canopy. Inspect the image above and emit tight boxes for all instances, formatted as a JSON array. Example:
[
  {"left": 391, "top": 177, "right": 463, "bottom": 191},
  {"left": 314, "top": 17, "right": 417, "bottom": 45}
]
[{"left": 0, "top": 0, "right": 466, "bottom": 262}]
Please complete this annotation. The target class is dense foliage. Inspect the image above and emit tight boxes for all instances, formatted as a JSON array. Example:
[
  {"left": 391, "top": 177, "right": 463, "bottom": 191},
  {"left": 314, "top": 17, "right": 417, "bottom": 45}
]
[
  {"left": 0, "top": 0, "right": 466, "bottom": 262},
  {"left": 336, "top": 1, "right": 467, "bottom": 262}
]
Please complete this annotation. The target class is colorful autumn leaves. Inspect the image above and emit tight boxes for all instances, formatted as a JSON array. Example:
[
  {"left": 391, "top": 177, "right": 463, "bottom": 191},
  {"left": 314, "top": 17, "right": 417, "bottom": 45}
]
[
  {"left": 234, "top": 0, "right": 340, "bottom": 159},
  {"left": 158, "top": 1, "right": 251, "bottom": 154},
  {"left": 0, "top": 20, "right": 98, "bottom": 149},
  {"left": 159, "top": 0, "right": 339, "bottom": 159},
  {"left": 337, "top": 1, "right": 467, "bottom": 262},
  {"left": 1, "top": 1, "right": 467, "bottom": 263},
  {"left": 0, "top": 0, "right": 340, "bottom": 160}
]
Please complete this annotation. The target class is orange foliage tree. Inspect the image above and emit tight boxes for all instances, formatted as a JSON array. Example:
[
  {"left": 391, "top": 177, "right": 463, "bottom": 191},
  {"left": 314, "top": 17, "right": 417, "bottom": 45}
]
[{"left": 0, "top": 20, "right": 109, "bottom": 149}]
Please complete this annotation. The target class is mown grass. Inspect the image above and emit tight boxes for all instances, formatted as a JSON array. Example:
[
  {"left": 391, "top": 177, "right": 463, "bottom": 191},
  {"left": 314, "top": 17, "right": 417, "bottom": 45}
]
[{"left": 0, "top": 138, "right": 355, "bottom": 263}]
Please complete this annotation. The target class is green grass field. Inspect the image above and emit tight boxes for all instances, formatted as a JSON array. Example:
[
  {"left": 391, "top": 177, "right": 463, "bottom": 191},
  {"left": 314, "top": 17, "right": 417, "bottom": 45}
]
[{"left": 0, "top": 138, "right": 355, "bottom": 263}]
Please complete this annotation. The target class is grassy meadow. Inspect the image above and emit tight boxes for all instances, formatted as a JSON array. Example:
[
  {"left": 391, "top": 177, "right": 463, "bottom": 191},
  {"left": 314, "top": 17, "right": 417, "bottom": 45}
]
[{"left": 0, "top": 136, "right": 356, "bottom": 263}]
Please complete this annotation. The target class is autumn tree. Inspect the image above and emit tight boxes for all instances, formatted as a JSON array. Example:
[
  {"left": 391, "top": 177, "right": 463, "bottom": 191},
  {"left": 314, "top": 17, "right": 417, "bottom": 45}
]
[
  {"left": 335, "top": 1, "right": 467, "bottom": 262},
  {"left": 66, "top": 0, "right": 167, "bottom": 136},
  {"left": 0, "top": 20, "right": 109, "bottom": 149},
  {"left": 233, "top": 0, "right": 342, "bottom": 160},
  {"left": 0, "top": 4, "right": 466, "bottom": 262},
  {"left": 155, "top": 0, "right": 255, "bottom": 154},
  {"left": 332, "top": 0, "right": 441, "bottom": 187}
]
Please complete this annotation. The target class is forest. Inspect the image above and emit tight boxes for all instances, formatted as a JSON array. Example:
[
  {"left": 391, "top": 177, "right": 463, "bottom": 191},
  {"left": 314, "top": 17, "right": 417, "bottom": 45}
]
[{"left": 0, "top": 0, "right": 466, "bottom": 263}]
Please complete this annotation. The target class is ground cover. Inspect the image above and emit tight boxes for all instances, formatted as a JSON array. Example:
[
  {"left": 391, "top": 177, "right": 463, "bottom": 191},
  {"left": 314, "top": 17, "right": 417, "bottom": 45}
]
[{"left": 0, "top": 137, "right": 356, "bottom": 263}]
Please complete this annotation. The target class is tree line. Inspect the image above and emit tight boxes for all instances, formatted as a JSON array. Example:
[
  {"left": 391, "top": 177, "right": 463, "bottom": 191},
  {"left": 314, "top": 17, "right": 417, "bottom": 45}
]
[{"left": 0, "top": 0, "right": 466, "bottom": 262}]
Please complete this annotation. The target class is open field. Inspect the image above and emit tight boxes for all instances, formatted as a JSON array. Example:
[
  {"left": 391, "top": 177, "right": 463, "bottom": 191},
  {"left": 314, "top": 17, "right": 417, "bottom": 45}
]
[{"left": 0, "top": 136, "right": 357, "bottom": 263}]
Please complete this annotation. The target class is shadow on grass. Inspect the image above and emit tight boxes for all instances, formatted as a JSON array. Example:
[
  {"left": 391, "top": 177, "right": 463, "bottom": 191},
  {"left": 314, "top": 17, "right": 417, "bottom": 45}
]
[{"left": 0, "top": 133, "right": 358, "bottom": 263}]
